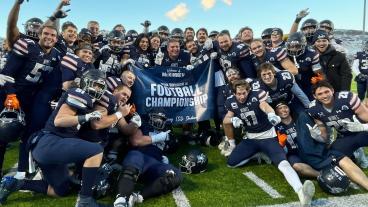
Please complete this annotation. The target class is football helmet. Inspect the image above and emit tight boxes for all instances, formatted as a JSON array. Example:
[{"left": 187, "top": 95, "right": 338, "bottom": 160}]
[
  {"left": 149, "top": 112, "right": 167, "bottom": 130},
  {"left": 125, "top": 30, "right": 138, "bottom": 43},
  {"left": 24, "top": 17, "right": 43, "bottom": 39},
  {"left": 170, "top": 28, "right": 184, "bottom": 40},
  {"left": 317, "top": 165, "right": 350, "bottom": 195},
  {"left": 0, "top": 108, "right": 26, "bottom": 143},
  {"left": 300, "top": 18, "right": 318, "bottom": 38},
  {"left": 286, "top": 32, "right": 307, "bottom": 57},
  {"left": 198, "top": 130, "right": 222, "bottom": 147},
  {"left": 179, "top": 149, "right": 208, "bottom": 174},
  {"left": 261, "top": 28, "right": 273, "bottom": 40},
  {"left": 319, "top": 20, "right": 334, "bottom": 34},
  {"left": 158, "top": 25, "right": 170, "bottom": 37},
  {"left": 80, "top": 69, "right": 106, "bottom": 100},
  {"left": 107, "top": 30, "right": 125, "bottom": 53},
  {"left": 78, "top": 28, "right": 93, "bottom": 44}
]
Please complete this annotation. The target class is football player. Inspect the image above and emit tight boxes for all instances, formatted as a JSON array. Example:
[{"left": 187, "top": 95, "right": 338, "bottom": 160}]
[
  {"left": 195, "top": 28, "right": 208, "bottom": 48},
  {"left": 113, "top": 111, "right": 182, "bottom": 207},
  {"left": 255, "top": 62, "right": 310, "bottom": 112},
  {"left": 122, "top": 33, "right": 154, "bottom": 68},
  {"left": 95, "top": 30, "right": 125, "bottom": 76},
  {"left": 0, "top": 69, "right": 109, "bottom": 207},
  {"left": 288, "top": 8, "right": 314, "bottom": 45},
  {"left": 238, "top": 26, "right": 253, "bottom": 46},
  {"left": 184, "top": 27, "right": 195, "bottom": 42},
  {"left": 0, "top": 24, "right": 61, "bottom": 179},
  {"left": 270, "top": 28, "right": 285, "bottom": 49},
  {"left": 56, "top": 21, "right": 78, "bottom": 56},
  {"left": 155, "top": 38, "right": 191, "bottom": 68},
  {"left": 250, "top": 39, "right": 298, "bottom": 75},
  {"left": 224, "top": 79, "right": 315, "bottom": 206},
  {"left": 352, "top": 41, "right": 368, "bottom": 100},
  {"left": 286, "top": 32, "right": 323, "bottom": 99}
]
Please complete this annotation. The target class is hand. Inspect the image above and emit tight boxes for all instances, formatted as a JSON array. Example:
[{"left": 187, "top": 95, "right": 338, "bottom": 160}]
[
  {"left": 341, "top": 115, "right": 368, "bottom": 132},
  {"left": 186, "top": 65, "right": 194, "bottom": 70},
  {"left": 85, "top": 111, "right": 102, "bottom": 121},
  {"left": 141, "top": 20, "right": 151, "bottom": 27},
  {"left": 99, "top": 60, "right": 112, "bottom": 73},
  {"left": 4, "top": 94, "right": 20, "bottom": 110},
  {"left": 17, "top": 0, "right": 28, "bottom": 5},
  {"left": 130, "top": 113, "right": 142, "bottom": 127},
  {"left": 61, "top": 0, "right": 70, "bottom": 6},
  {"left": 355, "top": 73, "right": 368, "bottom": 83},
  {"left": 155, "top": 49, "right": 164, "bottom": 65},
  {"left": 311, "top": 73, "right": 324, "bottom": 85},
  {"left": 231, "top": 117, "right": 243, "bottom": 128},
  {"left": 0, "top": 74, "right": 15, "bottom": 86},
  {"left": 306, "top": 123, "right": 322, "bottom": 138},
  {"left": 296, "top": 8, "right": 309, "bottom": 19},
  {"left": 52, "top": 9, "right": 70, "bottom": 19},
  {"left": 210, "top": 52, "right": 218, "bottom": 59},
  {"left": 124, "top": 59, "right": 135, "bottom": 66},
  {"left": 267, "top": 113, "right": 281, "bottom": 126},
  {"left": 203, "top": 38, "right": 213, "bottom": 50},
  {"left": 118, "top": 104, "right": 131, "bottom": 117}
]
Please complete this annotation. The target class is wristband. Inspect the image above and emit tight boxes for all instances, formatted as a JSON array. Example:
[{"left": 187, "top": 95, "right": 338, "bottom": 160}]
[
  {"left": 77, "top": 115, "right": 87, "bottom": 125},
  {"left": 114, "top": 111, "right": 123, "bottom": 120},
  {"left": 49, "top": 16, "right": 57, "bottom": 21},
  {"left": 294, "top": 17, "right": 302, "bottom": 24}
]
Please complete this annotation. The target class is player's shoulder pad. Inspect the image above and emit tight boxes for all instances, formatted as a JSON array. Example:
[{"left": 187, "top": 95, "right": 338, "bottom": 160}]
[{"left": 66, "top": 88, "right": 93, "bottom": 110}]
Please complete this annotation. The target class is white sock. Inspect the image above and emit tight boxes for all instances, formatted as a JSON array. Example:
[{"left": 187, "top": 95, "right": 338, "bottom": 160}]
[
  {"left": 151, "top": 131, "right": 169, "bottom": 143},
  {"left": 277, "top": 160, "right": 303, "bottom": 192}
]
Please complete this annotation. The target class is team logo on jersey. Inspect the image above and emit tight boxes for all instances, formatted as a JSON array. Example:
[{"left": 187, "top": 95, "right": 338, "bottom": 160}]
[
  {"left": 269, "top": 57, "right": 275, "bottom": 61},
  {"left": 305, "top": 57, "right": 311, "bottom": 62},
  {"left": 318, "top": 112, "right": 325, "bottom": 117},
  {"left": 251, "top": 97, "right": 258, "bottom": 103},
  {"left": 341, "top": 105, "right": 349, "bottom": 110},
  {"left": 336, "top": 110, "right": 342, "bottom": 114}
]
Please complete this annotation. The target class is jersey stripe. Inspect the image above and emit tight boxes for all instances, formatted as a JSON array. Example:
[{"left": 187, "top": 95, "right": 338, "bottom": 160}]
[
  {"left": 350, "top": 94, "right": 361, "bottom": 111},
  {"left": 61, "top": 60, "right": 78, "bottom": 71}
]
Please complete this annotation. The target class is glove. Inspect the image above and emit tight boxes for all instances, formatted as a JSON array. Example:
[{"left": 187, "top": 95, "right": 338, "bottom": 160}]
[
  {"left": 355, "top": 73, "right": 368, "bottom": 83},
  {"left": 296, "top": 8, "right": 309, "bottom": 19},
  {"left": 85, "top": 111, "right": 102, "bottom": 121},
  {"left": 231, "top": 117, "right": 243, "bottom": 128},
  {"left": 306, "top": 124, "right": 327, "bottom": 143},
  {"left": 267, "top": 113, "right": 281, "bottom": 126},
  {"left": 311, "top": 72, "right": 324, "bottom": 85},
  {"left": 0, "top": 74, "right": 15, "bottom": 86},
  {"left": 4, "top": 94, "right": 20, "bottom": 110},
  {"left": 99, "top": 60, "right": 112, "bottom": 73},
  {"left": 130, "top": 113, "right": 142, "bottom": 127},
  {"left": 124, "top": 58, "right": 135, "bottom": 66},
  {"left": 341, "top": 115, "right": 368, "bottom": 132},
  {"left": 18, "top": 0, "right": 28, "bottom": 5},
  {"left": 52, "top": 9, "right": 70, "bottom": 19},
  {"left": 155, "top": 49, "right": 164, "bottom": 65},
  {"left": 186, "top": 65, "right": 194, "bottom": 70},
  {"left": 210, "top": 52, "right": 218, "bottom": 59},
  {"left": 203, "top": 38, "right": 213, "bottom": 50}
]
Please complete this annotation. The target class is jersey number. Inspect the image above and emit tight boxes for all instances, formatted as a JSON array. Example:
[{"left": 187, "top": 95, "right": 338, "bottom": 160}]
[
  {"left": 25, "top": 63, "right": 53, "bottom": 83},
  {"left": 241, "top": 111, "right": 258, "bottom": 126}
]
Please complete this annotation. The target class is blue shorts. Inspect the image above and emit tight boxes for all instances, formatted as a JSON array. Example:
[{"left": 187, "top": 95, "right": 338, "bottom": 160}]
[
  {"left": 287, "top": 154, "right": 303, "bottom": 166},
  {"left": 330, "top": 132, "right": 368, "bottom": 157}
]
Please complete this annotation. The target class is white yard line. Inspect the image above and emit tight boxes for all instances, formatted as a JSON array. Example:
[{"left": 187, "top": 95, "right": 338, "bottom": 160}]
[
  {"left": 243, "top": 172, "right": 284, "bottom": 199},
  {"left": 4, "top": 163, "right": 18, "bottom": 177},
  {"left": 172, "top": 186, "right": 191, "bottom": 207},
  {"left": 257, "top": 193, "right": 368, "bottom": 207}
]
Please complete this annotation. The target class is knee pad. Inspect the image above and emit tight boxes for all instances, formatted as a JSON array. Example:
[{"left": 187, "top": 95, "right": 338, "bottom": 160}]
[{"left": 120, "top": 166, "right": 140, "bottom": 181}]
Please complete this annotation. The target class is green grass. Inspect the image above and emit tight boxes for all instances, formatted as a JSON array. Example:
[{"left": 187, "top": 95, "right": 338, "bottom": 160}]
[{"left": 2, "top": 142, "right": 368, "bottom": 207}]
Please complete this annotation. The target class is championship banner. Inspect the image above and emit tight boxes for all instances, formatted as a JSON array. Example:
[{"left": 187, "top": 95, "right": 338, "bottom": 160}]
[{"left": 131, "top": 61, "right": 216, "bottom": 124}]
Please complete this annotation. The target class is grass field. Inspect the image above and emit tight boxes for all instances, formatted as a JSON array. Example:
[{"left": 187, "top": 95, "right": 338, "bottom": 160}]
[{"left": 1, "top": 81, "right": 367, "bottom": 207}]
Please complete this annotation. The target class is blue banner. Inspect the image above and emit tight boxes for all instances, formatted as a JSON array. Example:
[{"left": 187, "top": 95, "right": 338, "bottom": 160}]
[{"left": 131, "top": 61, "right": 215, "bottom": 124}]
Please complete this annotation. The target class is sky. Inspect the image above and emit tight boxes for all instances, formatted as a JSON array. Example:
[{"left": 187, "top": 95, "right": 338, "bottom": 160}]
[{"left": 0, "top": 0, "right": 366, "bottom": 38}]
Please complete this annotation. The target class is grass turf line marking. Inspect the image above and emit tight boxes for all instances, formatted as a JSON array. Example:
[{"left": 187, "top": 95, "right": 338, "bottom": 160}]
[
  {"left": 257, "top": 193, "right": 368, "bottom": 207},
  {"left": 172, "top": 186, "right": 191, "bottom": 207},
  {"left": 243, "top": 172, "right": 284, "bottom": 199},
  {"left": 5, "top": 163, "right": 18, "bottom": 177}
]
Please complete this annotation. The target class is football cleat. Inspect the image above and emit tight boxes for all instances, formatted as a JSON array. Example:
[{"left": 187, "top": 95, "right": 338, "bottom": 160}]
[
  {"left": 113, "top": 196, "right": 128, "bottom": 207},
  {"left": 128, "top": 192, "right": 143, "bottom": 207},
  {"left": 0, "top": 176, "right": 24, "bottom": 204},
  {"left": 297, "top": 180, "right": 315, "bottom": 207},
  {"left": 221, "top": 141, "right": 235, "bottom": 157}
]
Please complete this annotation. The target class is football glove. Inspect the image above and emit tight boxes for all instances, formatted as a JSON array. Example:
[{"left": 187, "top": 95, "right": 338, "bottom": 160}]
[
  {"left": 4, "top": 94, "right": 20, "bottom": 110},
  {"left": 341, "top": 115, "right": 368, "bottom": 132},
  {"left": 130, "top": 113, "right": 142, "bottom": 127},
  {"left": 85, "top": 111, "right": 102, "bottom": 121},
  {"left": 306, "top": 123, "right": 326, "bottom": 143},
  {"left": 0, "top": 74, "right": 15, "bottom": 86},
  {"left": 231, "top": 117, "right": 243, "bottom": 128},
  {"left": 267, "top": 113, "right": 281, "bottom": 126}
]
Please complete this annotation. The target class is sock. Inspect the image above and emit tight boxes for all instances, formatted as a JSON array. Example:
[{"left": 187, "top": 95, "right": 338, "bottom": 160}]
[
  {"left": 277, "top": 160, "right": 303, "bottom": 192},
  {"left": 79, "top": 167, "right": 99, "bottom": 197},
  {"left": 117, "top": 176, "right": 136, "bottom": 198},
  {"left": 21, "top": 180, "right": 48, "bottom": 194},
  {"left": 151, "top": 131, "right": 169, "bottom": 143}
]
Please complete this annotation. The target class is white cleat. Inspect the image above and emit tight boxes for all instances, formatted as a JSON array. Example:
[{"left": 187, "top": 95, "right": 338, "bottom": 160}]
[
  {"left": 221, "top": 142, "right": 235, "bottom": 157},
  {"left": 297, "top": 180, "right": 315, "bottom": 207},
  {"left": 128, "top": 192, "right": 143, "bottom": 207}
]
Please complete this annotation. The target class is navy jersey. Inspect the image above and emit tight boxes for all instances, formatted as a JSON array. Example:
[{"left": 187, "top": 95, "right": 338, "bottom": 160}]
[
  {"left": 43, "top": 88, "right": 94, "bottom": 138},
  {"left": 1, "top": 38, "right": 61, "bottom": 94},
  {"left": 0, "top": 52, "right": 8, "bottom": 71},
  {"left": 355, "top": 51, "right": 368, "bottom": 75},
  {"left": 291, "top": 47, "right": 321, "bottom": 87},
  {"left": 225, "top": 89, "right": 273, "bottom": 133},
  {"left": 95, "top": 45, "right": 124, "bottom": 76},
  {"left": 106, "top": 76, "right": 123, "bottom": 92},
  {"left": 251, "top": 47, "right": 287, "bottom": 71},
  {"left": 79, "top": 90, "right": 118, "bottom": 143},
  {"left": 307, "top": 91, "right": 361, "bottom": 136},
  {"left": 60, "top": 53, "right": 94, "bottom": 83},
  {"left": 254, "top": 71, "right": 295, "bottom": 105},
  {"left": 160, "top": 50, "right": 191, "bottom": 67},
  {"left": 55, "top": 35, "right": 75, "bottom": 57},
  {"left": 275, "top": 121, "right": 298, "bottom": 154},
  {"left": 123, "top": 45, "right": 153, "bottom": 68},
  {"left": 218, "top": 42, "right": 256, "bottom": 78}
]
